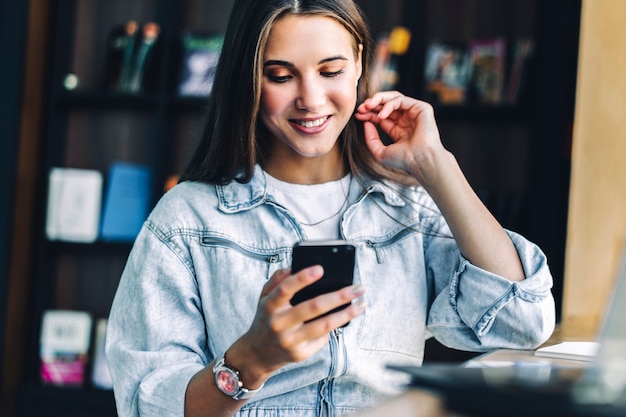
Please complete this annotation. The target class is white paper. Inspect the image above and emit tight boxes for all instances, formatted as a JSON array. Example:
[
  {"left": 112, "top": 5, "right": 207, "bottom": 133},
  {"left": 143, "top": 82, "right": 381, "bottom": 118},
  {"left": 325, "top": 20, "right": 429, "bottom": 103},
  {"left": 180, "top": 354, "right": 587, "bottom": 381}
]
[
  {"left": 534, "top": 341, "right": 600, "bottom": 361},
  {"left": 40, "top": 310, "right": 92, "bottom": 353},
  {"left": 91, "top": 318, "right": 113, "bottom": 389},
  {"left": 45, "top": 167, "right": 103, "bottom": 242}
]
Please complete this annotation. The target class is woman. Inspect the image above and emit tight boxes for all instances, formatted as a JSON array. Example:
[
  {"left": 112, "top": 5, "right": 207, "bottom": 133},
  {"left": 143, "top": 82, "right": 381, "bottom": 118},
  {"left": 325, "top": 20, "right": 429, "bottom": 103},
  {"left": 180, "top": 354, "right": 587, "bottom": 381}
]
[{"left": 106, "top": 0, "right": 556, "bottom": 416}]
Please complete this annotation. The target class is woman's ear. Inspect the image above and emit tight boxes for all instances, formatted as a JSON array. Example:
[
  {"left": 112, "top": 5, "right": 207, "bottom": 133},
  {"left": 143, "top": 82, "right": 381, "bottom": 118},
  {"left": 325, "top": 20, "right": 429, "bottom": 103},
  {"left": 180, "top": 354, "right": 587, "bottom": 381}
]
[{"left": 356, "top": 43, "right": 363, "bottom": 83}]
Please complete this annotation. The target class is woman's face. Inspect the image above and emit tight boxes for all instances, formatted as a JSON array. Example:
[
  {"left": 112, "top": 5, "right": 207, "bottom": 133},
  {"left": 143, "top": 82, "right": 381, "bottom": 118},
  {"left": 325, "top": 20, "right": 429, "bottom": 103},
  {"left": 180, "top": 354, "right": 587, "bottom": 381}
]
[{"left": 260, "top": 14, "right": 362, "bottom": 166}]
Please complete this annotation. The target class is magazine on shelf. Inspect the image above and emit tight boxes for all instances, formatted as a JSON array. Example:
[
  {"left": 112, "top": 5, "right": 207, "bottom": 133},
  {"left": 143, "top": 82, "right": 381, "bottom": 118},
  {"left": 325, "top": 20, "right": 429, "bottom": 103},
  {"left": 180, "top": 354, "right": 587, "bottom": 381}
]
[
  {"left": 423, "top": 40, "right": 472, "bottom": 104},
  {"left": 177, "top": 33, "right": 224, "bottom": 97},
  {"left": 40, "top": 310, "right": 93, "bottom": 386},
  {"left": 45, "top": 167, "right": 103, "bottom": 243},
  {"left": 504, "top": 37, "right": 534, "bottom": 104},
  {"left": 468, "top": 37, "right": 507, "bottom": 104},
  {"left": 371, "top": 26, "right": 412, "bottom": 91},
  {"left": 91, "top": 318, "right": 113, "bottom": 389}
]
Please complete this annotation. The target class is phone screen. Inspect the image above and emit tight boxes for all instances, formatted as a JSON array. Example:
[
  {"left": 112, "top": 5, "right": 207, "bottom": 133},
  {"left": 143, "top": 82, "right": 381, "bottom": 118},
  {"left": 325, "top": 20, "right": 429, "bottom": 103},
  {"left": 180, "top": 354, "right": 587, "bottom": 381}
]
[{"left": 290, "top": 240, "right": 356, "bottom": 322}]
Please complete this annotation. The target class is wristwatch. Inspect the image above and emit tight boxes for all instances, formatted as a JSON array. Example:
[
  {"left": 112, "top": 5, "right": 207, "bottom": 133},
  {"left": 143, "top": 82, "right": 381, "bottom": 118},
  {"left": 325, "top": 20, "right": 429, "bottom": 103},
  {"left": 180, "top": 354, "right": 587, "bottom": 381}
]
[{"left": 213, "top": 351, "right": 264, "bottom": 400}]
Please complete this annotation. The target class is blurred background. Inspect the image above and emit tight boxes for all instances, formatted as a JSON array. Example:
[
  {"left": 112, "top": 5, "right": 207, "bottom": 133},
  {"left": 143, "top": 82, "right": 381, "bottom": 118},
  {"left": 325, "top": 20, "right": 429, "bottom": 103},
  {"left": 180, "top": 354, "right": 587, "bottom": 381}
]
[{"left": 4, "top": 1, "right": 624, "bottom": 416}]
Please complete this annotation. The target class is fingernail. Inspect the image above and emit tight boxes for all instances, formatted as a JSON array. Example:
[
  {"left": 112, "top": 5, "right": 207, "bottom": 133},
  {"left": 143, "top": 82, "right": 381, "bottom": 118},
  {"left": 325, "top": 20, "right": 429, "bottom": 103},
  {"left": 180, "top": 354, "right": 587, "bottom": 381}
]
[
  {"left": 353, "top": 296, "right": 367, "bottom": 311},
  {"left": 308, "top": 265, "right": 323, "bottom": 276},
  {"left": 351, "top": 284, "right": 365, "bottom": 296}
]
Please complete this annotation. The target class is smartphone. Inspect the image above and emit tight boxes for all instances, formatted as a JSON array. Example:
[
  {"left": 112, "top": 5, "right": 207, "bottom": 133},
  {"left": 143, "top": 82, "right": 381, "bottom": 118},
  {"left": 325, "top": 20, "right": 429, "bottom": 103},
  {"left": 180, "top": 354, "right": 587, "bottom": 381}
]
[{"left": 290, "top": 240, "right": 356, "bottom": 323}]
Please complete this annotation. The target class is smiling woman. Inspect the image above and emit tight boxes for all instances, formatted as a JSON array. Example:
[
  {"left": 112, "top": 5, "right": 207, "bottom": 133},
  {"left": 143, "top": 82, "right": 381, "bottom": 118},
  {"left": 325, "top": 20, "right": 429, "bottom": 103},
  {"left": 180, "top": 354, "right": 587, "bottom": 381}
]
[
  {"left": 260, "top": 14, "right": 362, "bottom": 179},
  {"left": 104, "top": 1, "right": 557, "bottom": 416}
]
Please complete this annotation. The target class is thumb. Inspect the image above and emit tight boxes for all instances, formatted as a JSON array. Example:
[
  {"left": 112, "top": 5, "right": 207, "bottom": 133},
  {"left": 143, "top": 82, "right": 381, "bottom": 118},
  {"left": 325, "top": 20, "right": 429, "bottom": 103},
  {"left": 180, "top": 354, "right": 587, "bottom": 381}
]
[{"left": 363, "top": 121, "right": 387, "bottom": 161}]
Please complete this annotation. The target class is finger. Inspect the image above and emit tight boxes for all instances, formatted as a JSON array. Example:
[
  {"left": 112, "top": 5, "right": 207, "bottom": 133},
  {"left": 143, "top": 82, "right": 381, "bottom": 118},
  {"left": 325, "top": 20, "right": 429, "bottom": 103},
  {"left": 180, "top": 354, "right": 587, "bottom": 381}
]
[
  {"left": 376, "top": 95, "right": 408, "bottom": 120},
  {"left": 354, "top": 111, "right": 383, "bottom": 126},
  {"left": 284, "top": 302, "right": 367, "bottom": 356},
  {"left": 357, "top": 91, "right": 401, "bottom": 114},
  {"left": 316, "top": 294, "right": 367, "bottom": 330},
  {"left": 266, "top": 265, "right": 324, "bottom": 308},
  {"left": 291, "top": 284, "right": 366, "bottom": 332},
  {"left": 260, "top": 268, "right": 291, "bottom": 297},
  {"left": 362, "top": 122, "right": 387, "bottom": 161}
]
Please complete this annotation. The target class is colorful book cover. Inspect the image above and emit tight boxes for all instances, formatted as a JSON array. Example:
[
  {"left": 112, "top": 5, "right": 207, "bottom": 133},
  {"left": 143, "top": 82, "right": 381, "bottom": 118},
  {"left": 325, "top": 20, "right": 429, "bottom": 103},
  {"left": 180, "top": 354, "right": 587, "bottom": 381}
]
[
  {"left": 40, "top": 310, "right": 92, "bottom": 386},
  {"left": 99, "top": 161, "right": 153, "bottom": 242},
  {"left": 177, "top": 33, "right": 224, "bottom": 97},
  {"left": 423, "top": 40, "right": 472, "bottom": 104},
  {"left": 468, "top": 37, "right": 506, "bottom": 104}
]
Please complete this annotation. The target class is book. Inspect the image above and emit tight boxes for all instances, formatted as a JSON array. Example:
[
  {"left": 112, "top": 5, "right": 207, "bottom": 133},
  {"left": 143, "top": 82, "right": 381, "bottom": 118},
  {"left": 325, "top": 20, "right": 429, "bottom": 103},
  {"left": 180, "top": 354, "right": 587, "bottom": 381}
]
[
  {"left": 99, "top": 162, "right": 153, "bottom": 242},
  {"left": 468, "top": 37, "right": 506, "bottom": 104},
  {"left": 423, "top": 40, "right": 472, "bottom": 104},
  {"left": 505, "top": 38, "right": 534, "bottom": 104},
  {"left": 102, "top": 20, "right": 140, "bottom": 93},
  {"left": 91, "top": 318, "right": 113, "bottom": 389},
  {"left": 40, "top": 310, "right": 92, "bottom": 386},
  {"left": 534, "top": 341, "right": 600, "bottom": 362},
  {"left": 45, "top": 167, "right": 103, "bottom": 243},
  {"left": 372, "top": 26, "right": 411, "bottom": 91},
  {"left": 177, "top": 33, "right": 224, "bottom": 97},
  {"left": 126, "top": 22, "right": 161, "bottom": 94}
]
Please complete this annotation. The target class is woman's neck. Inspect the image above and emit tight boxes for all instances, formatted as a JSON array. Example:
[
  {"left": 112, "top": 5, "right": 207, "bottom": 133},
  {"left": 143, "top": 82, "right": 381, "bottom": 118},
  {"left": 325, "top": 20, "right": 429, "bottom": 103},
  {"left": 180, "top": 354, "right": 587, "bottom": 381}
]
[{"left": 262, "top": 148, "right": 347, "bottom": 185}]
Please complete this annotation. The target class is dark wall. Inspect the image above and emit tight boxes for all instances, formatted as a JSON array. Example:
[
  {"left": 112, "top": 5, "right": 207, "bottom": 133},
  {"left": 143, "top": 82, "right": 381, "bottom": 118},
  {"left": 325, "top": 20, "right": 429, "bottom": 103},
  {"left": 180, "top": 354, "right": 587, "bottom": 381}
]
[{"left": 0, "top": 0, "right": 29, "bottom": 382}]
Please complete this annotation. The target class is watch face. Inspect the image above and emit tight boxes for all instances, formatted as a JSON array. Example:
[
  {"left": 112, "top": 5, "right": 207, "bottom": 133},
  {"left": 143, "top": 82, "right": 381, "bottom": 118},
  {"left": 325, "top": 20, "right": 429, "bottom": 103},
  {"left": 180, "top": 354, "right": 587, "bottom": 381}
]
[{"left": 216, "top": 368, "right": 239, "bottom": 395}]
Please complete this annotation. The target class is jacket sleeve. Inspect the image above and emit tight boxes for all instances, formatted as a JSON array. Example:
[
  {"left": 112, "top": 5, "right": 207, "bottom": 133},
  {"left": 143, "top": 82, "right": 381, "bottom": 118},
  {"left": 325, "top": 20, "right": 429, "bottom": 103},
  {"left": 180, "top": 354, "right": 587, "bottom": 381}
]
[
  {"left": 105, "top": 222, "right": 206, "bottom": 417},
  {"left": 425, "top": 229, "right": 556, "bottom": 351}
]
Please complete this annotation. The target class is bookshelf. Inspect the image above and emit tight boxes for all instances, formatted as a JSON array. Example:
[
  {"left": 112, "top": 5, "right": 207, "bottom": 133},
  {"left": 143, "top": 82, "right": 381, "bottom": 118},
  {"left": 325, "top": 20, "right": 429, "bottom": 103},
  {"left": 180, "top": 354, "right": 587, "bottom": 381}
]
[
  {"left": 395, "top": 0, "right": 580, "bottom": 326},
  {"left": 14, "top": 1, "right": 234, "bottom": 415},
  {"left": 9, "top": 0, "right": 580, "bottom": 415},
  {"left": 385, "top": 0, "right": 580, "bottom": 360}
]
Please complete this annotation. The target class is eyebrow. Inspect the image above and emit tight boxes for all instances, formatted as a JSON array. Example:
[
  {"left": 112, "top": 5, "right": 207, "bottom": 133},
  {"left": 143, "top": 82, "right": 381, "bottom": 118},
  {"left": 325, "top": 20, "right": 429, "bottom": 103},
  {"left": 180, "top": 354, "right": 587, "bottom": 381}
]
[{"left": 263, "top": 55, "right": 349, "bottom": 67}]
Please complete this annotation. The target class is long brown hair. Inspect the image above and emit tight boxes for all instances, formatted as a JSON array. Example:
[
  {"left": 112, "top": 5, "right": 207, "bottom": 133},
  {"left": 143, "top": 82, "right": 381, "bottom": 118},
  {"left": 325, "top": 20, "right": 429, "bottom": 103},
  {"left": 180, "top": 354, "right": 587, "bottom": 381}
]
[{"left": 180, "top": 0, "right": 411, "bottom": 185}]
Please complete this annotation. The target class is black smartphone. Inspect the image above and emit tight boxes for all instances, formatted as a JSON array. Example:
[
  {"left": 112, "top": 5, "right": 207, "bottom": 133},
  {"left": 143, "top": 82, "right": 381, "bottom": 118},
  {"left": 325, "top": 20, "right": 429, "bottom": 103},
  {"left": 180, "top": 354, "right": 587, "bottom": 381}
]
[{"left": 290, "top": 240, "right": 356, "bottom": 323}]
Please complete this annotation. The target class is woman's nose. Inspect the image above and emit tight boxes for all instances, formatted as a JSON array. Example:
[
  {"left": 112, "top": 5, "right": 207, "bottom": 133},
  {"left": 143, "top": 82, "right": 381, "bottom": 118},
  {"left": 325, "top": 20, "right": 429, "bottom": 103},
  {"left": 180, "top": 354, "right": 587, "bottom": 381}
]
[{"left": 295, "top": 77, "right": 326, "bottom": 111}]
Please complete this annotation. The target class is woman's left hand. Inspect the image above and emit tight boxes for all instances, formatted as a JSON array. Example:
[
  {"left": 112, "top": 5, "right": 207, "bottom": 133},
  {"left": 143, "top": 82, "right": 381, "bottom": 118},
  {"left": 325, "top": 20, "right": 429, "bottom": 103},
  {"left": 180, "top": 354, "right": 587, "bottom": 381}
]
[
  {"left": 354, "top": 91, "right": 445, "bottom": 185},
  {"left": 356, "top": 91, "right": 526, "bottom": 282}
]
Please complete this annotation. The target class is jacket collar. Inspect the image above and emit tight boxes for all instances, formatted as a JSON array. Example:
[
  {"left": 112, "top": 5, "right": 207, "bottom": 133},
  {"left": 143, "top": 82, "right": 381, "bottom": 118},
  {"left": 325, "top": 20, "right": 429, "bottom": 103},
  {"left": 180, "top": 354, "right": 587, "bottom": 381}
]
[{"left": 216, "top": 165, "right": 409, "bottom": 213}]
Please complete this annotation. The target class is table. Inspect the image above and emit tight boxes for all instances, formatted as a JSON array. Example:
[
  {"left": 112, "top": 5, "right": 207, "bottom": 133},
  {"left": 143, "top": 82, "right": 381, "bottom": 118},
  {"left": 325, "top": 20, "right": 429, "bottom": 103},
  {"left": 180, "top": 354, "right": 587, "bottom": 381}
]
[{"left": 353, "top": 348, "right": 593, "bottom": 417}]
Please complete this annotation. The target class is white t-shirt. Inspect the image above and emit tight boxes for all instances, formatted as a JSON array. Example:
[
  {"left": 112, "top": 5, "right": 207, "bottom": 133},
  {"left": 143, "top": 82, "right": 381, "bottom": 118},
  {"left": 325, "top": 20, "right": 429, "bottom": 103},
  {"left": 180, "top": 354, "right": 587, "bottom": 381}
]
[{"left": 263, "top": 171, "right": 356, "bottom": 240}]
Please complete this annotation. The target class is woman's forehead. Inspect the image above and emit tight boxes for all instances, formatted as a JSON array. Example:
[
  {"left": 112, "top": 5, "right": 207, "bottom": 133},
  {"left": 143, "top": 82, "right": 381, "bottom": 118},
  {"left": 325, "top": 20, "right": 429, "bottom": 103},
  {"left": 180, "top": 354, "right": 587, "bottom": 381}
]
[{"left": 264, "top": 14, "right": 356, "bottom": 58}]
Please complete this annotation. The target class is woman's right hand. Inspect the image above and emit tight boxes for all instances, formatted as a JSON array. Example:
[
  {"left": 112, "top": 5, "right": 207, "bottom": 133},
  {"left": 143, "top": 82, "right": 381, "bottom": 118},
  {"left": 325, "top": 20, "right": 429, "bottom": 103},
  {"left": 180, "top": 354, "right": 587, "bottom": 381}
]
[
  {"left": 185, "top": 267, "right": 365, "bottom": 417},
  {"left": 227, "top": 266, "right": 366, "bottom": 388}
]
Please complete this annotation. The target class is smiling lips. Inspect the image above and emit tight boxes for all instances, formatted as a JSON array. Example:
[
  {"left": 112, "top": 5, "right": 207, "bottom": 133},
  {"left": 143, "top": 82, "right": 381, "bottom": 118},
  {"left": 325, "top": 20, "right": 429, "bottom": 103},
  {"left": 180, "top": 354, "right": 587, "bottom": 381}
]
[{"left": 292, "top": 116, "right": 331, "bottom": 130}]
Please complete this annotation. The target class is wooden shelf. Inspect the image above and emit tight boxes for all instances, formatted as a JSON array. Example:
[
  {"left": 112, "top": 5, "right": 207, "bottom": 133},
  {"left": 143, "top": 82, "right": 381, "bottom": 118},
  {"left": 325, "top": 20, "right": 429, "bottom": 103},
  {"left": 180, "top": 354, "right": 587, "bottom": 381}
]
[
  {"left": 431, "top": 104, "right": 530, "bottom": 123},
  {"left": 57, "top": 91, "right": 160, "bottom": 110},
  {"left": 16, "top": 383, "right": 116, "bottom": 417}
]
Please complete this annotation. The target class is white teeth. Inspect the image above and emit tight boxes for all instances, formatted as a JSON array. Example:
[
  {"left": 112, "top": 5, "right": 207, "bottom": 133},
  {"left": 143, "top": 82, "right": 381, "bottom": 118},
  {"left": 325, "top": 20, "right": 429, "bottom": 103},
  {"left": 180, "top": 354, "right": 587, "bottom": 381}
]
[{"left": 296, "top": 117, "right": 328, "bottom": 128}]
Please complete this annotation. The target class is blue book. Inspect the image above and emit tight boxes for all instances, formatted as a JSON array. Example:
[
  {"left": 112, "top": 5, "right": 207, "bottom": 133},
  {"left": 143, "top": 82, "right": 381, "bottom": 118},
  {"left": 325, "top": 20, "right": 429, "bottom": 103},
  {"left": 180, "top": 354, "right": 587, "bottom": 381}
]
[{"left": 100, "top": 162, "right": 152, "bottom": 241}]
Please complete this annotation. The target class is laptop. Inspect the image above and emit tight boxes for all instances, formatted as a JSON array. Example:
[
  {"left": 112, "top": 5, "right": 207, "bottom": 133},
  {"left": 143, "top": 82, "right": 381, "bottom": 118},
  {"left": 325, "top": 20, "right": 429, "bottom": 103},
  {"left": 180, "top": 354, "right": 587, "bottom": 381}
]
[{"left": 388, "top": 246, "right": 626, "bottom": 417}]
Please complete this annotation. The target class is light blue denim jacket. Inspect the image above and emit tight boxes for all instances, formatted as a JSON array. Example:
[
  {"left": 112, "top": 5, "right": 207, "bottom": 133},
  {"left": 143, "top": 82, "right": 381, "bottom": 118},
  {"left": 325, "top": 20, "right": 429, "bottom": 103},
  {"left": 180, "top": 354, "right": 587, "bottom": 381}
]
[{"left": 106, "top": 165, "right": 555, "bottom": 417}]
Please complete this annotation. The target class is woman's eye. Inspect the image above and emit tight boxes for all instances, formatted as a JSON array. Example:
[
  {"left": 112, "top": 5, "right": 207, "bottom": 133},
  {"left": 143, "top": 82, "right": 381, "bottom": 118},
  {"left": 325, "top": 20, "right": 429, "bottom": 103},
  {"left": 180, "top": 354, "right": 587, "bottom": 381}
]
[
  {"left": 321, "top": 69, "right": 344, "bottom": 78},
  {"left": 267, "top": 75, "right": 292, "bottom": 83}
]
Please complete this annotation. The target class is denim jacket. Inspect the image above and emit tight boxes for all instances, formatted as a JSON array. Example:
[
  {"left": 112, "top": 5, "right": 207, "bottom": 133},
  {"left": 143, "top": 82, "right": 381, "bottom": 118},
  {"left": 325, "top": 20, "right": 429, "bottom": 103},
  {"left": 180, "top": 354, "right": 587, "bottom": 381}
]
[{"left": 106, "top": 165, "right": 556, "bottom": 417}]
